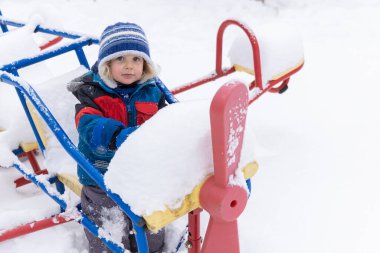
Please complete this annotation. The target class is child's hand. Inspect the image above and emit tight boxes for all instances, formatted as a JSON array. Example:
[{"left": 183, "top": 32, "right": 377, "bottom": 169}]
[{"left": 116, "top": 126, "right": 138, "bottom": 148}]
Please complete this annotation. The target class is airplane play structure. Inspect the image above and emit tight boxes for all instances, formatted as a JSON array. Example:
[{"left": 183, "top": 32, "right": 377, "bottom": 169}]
[{"left": 0, "top": 10, "right": 304, "bottom": 253}]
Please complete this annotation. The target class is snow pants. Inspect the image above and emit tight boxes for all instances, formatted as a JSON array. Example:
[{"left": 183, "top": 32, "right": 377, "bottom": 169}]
[{"left": 81, "top": 185, "right": 165, "bottom": 253}]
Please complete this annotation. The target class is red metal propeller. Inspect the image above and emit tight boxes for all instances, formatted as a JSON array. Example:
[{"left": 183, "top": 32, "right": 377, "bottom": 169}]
[{"left": 200, "top": 81, "right": 249, "bottom": 253}]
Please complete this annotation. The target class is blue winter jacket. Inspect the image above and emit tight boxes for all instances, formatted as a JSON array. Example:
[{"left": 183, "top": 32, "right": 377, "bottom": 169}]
[{"left": 69, "top": 71, "right": 165, "bottom": 185}]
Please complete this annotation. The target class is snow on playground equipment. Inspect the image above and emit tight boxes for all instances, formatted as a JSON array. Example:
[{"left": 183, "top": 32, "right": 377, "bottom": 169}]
[
  {"left": 0, "top": 10, "right": 303, "bottom": 253},
  {"left": 0, "top": 10, "right": 65, "bottom": 188}
]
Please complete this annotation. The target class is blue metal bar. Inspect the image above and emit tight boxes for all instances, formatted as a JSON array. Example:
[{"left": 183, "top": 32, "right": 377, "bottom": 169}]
[
  {"left": 9, "top": 70, "right": 47, "bottom": 156},
  {"left": 155, "top": 77, "right": 179, "bottom": 104},
  {"left": 0, "top": 15, "right": 99, "bottom": 44},
  {"left": 12, "top": 161, "right": 126, "bottom": 251},
  {"left": 12, "top": 146, "right": 24, "bottom": 156},
  {"left": 75, "top": 47, "right": 90, "bottom": 69},
  {"left": 12, "top": 163, "right": 68, "bottom": 209},
  {"left": 0, "top": 10, "right": 9, "bottom": 32},
  {"left": 0, "top": 38, "right": 94, "bottom": 71},
  {"left": 0, "top": 71, "right": 148, "bottom": 252},
  {"left": 55, "top": 179, "right": 66, "bottom": 213},
  {"left": 246, "top": 179, "right": 252, "bottom": 196}
]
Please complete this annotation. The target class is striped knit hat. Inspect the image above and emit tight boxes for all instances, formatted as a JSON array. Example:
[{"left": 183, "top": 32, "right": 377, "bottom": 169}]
[{"left": 98, "top": 22, "right": 156, "bottom": 88}]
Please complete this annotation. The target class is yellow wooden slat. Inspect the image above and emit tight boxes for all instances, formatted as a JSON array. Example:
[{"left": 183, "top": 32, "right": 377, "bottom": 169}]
[
  {"left": 57, "top": 173, "right": 83, "bottom": 197},
  {"left": 56, "top": 161, "right": 258, "bottom": 232},
  {"left": 144, "top": 161, "right": 259, "bottom": 232},
  {"left": 234, "top": 58, "right": 304, "bottom": 81},
  {"left": 24, "top": 100, "right": 48, "bottom": 148}
]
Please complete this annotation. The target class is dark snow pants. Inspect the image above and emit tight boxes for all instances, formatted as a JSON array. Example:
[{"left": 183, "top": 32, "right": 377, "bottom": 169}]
[{"left": 81, "top": 185, "right": 165, "bottom": 253}]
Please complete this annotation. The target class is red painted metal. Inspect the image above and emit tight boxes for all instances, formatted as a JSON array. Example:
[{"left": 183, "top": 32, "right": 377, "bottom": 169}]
[
  {"left": 0, "top": 214, "right": 74, "bottom": 242},
  {"left": 187, "top": 208, "right": 202, "bottom": 253},
  {"left": 39, "top": 36, "right": 63, "bottom": 50},
  {"left": 14, "top": 169, "right": 48, "bottom": 188},
  {"left": 269, "top": 78, "right": 289, "bottom": 94},
  {"left": 248, "top": 61, "right": 304, "bottom": 105},
  {"left": 171, "top": 67, "right": 235, "bottom": 95},
  {"left": 216, "top": 20, "right": 263, "bottom": 89},
  {"left": 199, "top": 81, "right": 249, "bottom": 253},
  {"left": 14, "top": 150, "right": 48, "bottom": 188},
  {"left": 172, "top": 19, "right": 264, "bottom": 96}
]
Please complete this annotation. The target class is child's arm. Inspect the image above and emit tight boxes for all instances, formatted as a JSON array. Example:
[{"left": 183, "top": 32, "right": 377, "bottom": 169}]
[
  {"left": 73, "top": 84, "right": 135, "bottom": 153},
  {"left": 77, "top": 114, "right": 132, "bottom": 153}
]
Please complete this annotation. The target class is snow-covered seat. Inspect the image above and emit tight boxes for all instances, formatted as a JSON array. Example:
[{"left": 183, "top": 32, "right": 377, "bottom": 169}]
[
  {"left": 104, "top": 99, "right": 257, "bottom": 231},
  {"left": 56, "top": 98, "right": 259, "bottom": 231},
  {"left": 228, "top": 22, "right": 304, "bottom": 84},
  {"left": 57, "top": 161, "right": 257, "bottom": 231}
]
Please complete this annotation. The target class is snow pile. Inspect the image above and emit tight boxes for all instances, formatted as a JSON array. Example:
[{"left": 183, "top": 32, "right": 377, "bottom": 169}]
[
  {"left": 0, "top": 66, "right": 87, "bottom": 171},
  {"left": 105, "top": 98, "right": 255, "bottom": 216},
  {"left": 228, "top": 21, "right": 304, "bottom": 84},
  {"left": 0, "top": 24, "right": 40, "bottom": 66}
]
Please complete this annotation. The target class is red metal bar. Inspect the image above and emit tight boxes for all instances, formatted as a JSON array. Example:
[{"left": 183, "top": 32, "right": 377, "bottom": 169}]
[
  {"left": 26, "top": 150, "right": 42, "bottom": 173},
  {"left": 39, "top": 36, "right": 63, "bottom": 50},
  {"left": 248, "top": 61, "right": 304, "bottom": 105},
  {"left": 216, "top": 20, "right": 263, "bottom": 89},
  {"left": 14, "top": 150, "right": 48, "bottom": 188},
  {"left": 0, "top": 214, "right": 74, "bottom": 242},
  {"left": 269, "top": 78, "right": 289, "bottom": 94},
  {"left": 171, "top": 67, "right": 235, "bottom": 95},
  {"left": 268, "top": 61, "right": 304, "bottom": 92},
  {"left": 187, "top": 209, "right": 202, "bottom": 253},
  {"left": 14, "top": 169, "right": 48, "bottom": 188}
]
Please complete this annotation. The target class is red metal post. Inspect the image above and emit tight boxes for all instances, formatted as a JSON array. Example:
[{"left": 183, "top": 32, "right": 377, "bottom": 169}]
[
  {"left": 199, "top": 81, "right": 249, "bottom": 253},
  {"left": 187, "top": 209, "right": 202, "bottom": 253}
]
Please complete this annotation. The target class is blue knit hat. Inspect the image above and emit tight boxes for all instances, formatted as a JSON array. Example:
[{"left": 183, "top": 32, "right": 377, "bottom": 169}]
[{"left": 98, "top": 22, "right": 157, "bottom": 88}]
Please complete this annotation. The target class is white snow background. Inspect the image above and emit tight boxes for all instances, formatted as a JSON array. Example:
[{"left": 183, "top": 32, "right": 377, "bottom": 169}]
[{"left": 1, "top": 0, "right": 380, "bottom": 252}]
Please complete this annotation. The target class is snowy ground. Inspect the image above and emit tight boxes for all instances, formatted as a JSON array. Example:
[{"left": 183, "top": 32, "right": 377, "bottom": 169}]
[{"left": 1, "top": 0, "right": 380, "bottom": 252}]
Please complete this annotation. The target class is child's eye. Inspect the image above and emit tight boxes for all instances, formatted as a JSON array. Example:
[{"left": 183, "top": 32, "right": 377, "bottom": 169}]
[
  {"left": 116, "top": 56, "right": 125, "bottom": 62},
  {"left": 133, "top": 56, "right": 142, "bottom": 62}
]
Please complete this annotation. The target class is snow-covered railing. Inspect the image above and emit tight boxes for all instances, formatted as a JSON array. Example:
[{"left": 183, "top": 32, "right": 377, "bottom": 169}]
[
  {"left": 171, "top": 19, "right": 304, "bottom": 105},
  {"left": 0, "top": 10, "right": 99, "bottom": 44},
  {"left": 0, "top": 37, "right": 94, "bottom": 71}
]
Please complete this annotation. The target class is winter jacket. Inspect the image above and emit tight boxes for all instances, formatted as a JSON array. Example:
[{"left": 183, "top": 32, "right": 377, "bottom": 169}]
[{"left": 69, "top": 71, "right": 166, "bottom": 185}]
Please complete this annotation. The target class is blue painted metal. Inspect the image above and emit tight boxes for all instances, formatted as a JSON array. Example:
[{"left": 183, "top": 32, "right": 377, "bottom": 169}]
[
  {"left": 0, "top": 10, "right": 9, "bottom": 32},
  {"left": 0, "top": 38, "right": 94, "bottom": 71},
  {"left": 0, "top": 71, "right": 149, "bottom": 252},
  {"left": 155, "top": 77, "right": 179, "bottom": 104},
  {"left": 12, "top": 160, "right": 126, "bottom": 251},
  {"left": 75, "top": 47, "right": 90, "bottom": 69},
  {"left": 0, "top": 13, "right": 99, "bottom": 44},
  {"left": 9, "top": 70, "right": 47, "bottom": 156},
  {"left": 246, "top": 179, "right": 252, "bottom": 196},
  {"left": 12, "top": 146, "right": 24, "bottom": 156},
  {"left": 12, "top": 162, "right": 68, "bottom": 209}
]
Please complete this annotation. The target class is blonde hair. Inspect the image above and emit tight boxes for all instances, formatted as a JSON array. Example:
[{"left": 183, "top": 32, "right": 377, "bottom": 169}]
[{"left": 101, "top": 58, "right": 157, "bottom": 84}]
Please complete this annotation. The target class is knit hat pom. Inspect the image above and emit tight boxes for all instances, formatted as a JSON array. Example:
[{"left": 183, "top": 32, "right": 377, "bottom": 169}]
[{"left": 97, "top": 22, "right": 157, "bottom": 88}]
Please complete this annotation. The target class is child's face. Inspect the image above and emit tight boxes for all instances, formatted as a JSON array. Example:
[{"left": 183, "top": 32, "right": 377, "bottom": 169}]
[{"left": 110, "top": 54, "right": 144, "bottom": 85}]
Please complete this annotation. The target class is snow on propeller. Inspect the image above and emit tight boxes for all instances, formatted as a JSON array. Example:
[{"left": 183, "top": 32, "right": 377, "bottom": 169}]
[{"left": 0, "top": 10, "right": 303, "bottom": 253}]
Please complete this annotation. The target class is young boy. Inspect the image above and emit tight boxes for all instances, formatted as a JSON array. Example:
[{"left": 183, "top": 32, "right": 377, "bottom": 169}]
[{"left": 68, "top": 22, "right": 165, "bottom": 253}]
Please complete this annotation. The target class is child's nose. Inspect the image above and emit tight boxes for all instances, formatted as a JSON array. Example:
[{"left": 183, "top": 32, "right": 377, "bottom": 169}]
[{"left": 124, "top": 59, "right": 133, "bottom": 69}]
